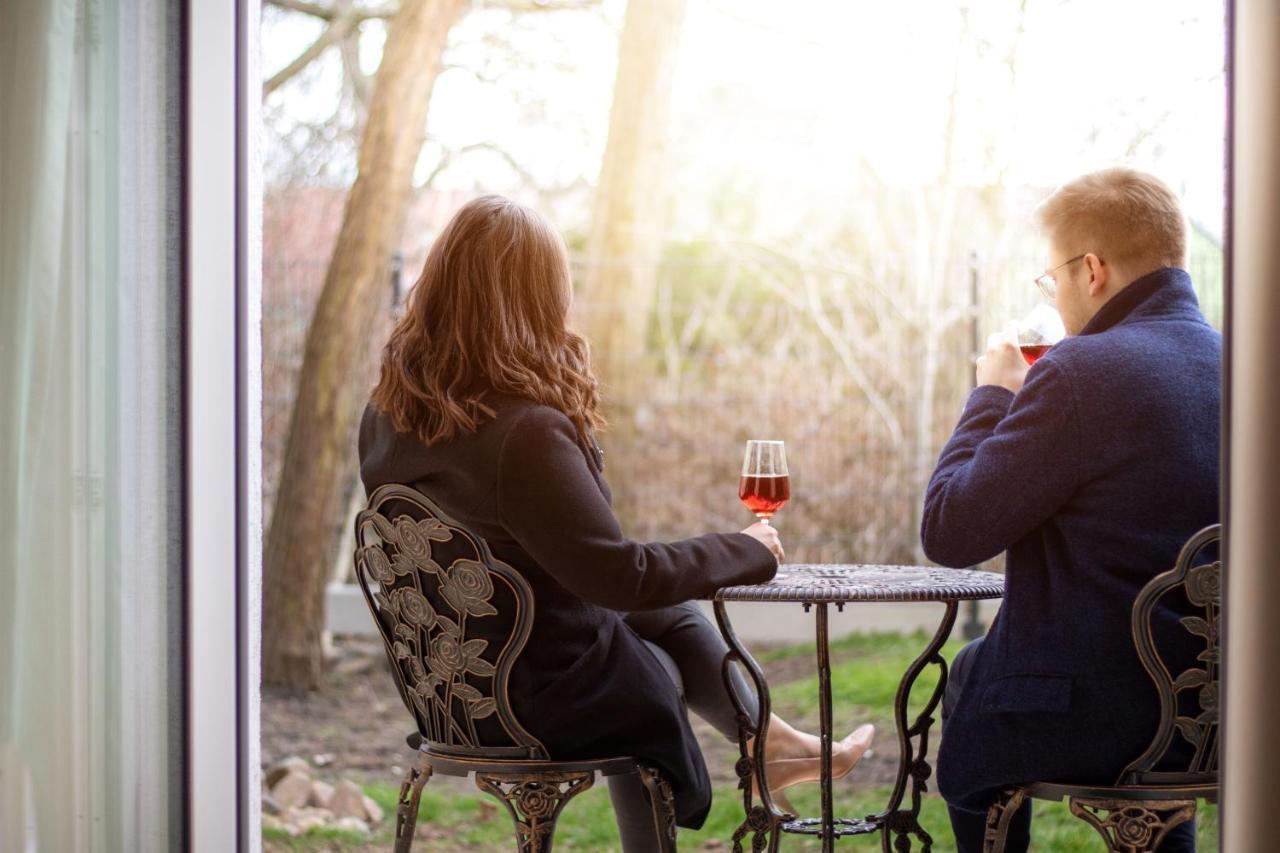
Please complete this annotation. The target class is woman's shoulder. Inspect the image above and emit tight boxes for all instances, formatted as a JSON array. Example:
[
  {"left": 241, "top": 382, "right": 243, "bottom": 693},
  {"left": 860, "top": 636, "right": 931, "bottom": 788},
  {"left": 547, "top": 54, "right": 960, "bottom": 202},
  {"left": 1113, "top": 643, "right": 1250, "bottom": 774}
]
[
  {"left": 358, "top": 400, "right": 393, "bottom": 460},
  {"left": 360, "top": 394, "right": 582, "bottom": 465},
  {"left": 486, "top": 393, "right": 575, "bottom": 432}
]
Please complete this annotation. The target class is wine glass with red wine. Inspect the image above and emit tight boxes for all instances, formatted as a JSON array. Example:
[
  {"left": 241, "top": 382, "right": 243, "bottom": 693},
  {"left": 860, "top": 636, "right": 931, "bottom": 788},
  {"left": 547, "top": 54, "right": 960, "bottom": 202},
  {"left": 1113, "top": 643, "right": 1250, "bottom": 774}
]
[
  {"left": 1016, "top": 304, "right": 1066, "bottom": 366},
  {"left": 740, "top": 440, "right": 790, "bottom": 525}
]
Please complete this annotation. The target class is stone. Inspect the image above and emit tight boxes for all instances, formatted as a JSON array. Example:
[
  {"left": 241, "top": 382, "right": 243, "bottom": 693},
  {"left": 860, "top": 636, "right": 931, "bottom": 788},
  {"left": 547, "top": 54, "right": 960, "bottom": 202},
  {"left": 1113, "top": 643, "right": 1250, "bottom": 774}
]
[
  {"left": 307, "top": 780, "right": 335, "bottom": 810},
  {"left": 333, "top": 816, "right": 371, "bottom": 836},
  {"left": 362, "top": 794, "right": 384, "bottom": 824},
  {"left": 329, "top": 779, "right": 367, "bottom": 821},
  {"left": 292, "top": 806, "right": 332, "bottom": 834},
  {"left": 261, "top": 791, "right": 282, "bottom": 816},
  {"left": 260, "top": 813, "right": 299, "bottom": 837},
  {"left": 265, "top": 756, "right": 311, "bottom": 789},
  {"left": 333, "top": 653, "right": 379, "bottom": 678},
  {"left": 270, "top": 769, "right": 313, "bottom": 811}
]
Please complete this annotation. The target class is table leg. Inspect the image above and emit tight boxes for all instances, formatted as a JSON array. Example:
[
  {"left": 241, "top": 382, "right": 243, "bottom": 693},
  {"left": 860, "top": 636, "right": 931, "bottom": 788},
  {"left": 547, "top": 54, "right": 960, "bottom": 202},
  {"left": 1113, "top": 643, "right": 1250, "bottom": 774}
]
[
  {"left": 869, "top": 600, "right": 958, "bottom": 853},
  {"left": 713, "top": 600, "right": 784, "bottom": 853},
  {"left": 816, "top": 602, "right": 835, "bottom": 851}
]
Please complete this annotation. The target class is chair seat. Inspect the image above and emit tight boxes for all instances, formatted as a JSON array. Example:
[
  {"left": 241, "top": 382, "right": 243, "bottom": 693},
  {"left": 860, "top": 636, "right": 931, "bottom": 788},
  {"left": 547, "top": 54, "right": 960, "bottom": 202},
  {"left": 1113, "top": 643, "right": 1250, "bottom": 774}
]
[
  {"left": 1023, "top": 781, "right": 1218, "bottom": 804},
  {"left": 419, "top": 745, "right": 651, "bottom": 779}
]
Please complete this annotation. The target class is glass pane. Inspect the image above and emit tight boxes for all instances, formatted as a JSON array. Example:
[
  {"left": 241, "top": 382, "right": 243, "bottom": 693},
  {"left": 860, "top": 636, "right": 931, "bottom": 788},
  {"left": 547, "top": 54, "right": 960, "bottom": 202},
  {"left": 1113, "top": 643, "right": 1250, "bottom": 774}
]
[{"left": 0, "top": 0, "right": 183, "bottom": 850}]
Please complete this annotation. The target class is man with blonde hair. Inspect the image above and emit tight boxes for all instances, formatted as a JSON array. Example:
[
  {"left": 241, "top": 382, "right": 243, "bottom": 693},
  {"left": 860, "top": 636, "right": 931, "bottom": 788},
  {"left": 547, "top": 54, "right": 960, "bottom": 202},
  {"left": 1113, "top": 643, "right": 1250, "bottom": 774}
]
[{"left": 922, "top": 168, "right": 1219, "bottom": 852}]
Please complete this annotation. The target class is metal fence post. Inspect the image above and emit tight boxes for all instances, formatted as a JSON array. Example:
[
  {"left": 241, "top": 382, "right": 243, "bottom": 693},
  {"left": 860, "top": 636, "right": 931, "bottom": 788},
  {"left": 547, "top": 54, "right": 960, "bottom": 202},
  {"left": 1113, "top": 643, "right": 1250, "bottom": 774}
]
[{"left": 963, "top": 249, "right": 985, "bottom": 641}]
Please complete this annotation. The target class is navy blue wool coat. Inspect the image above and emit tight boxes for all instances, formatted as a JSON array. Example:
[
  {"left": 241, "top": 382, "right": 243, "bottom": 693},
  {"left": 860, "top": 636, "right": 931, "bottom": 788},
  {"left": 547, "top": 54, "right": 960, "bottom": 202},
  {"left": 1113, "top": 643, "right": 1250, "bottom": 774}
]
[{"left": 922, "top": 268, "right": 1221, "bottom": 813}]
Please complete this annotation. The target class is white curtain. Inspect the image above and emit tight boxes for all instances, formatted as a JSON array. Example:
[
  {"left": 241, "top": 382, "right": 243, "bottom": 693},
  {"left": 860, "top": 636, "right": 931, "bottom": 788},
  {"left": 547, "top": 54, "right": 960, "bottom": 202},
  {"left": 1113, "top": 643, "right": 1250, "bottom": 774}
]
[{"left": 0, "top": 0, "right": 182, "bottom": 851}]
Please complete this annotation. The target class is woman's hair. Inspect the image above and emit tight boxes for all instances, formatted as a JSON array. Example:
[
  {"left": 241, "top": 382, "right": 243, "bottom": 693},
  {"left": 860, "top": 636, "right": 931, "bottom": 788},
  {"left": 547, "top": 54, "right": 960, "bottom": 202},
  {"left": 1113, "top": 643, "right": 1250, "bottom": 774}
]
[
  {"left": 371, "top": 194, "right": 604, "bottom": 444},
  {"left": 1036, "top": 167, "right": 1188, "bottom": 275}
]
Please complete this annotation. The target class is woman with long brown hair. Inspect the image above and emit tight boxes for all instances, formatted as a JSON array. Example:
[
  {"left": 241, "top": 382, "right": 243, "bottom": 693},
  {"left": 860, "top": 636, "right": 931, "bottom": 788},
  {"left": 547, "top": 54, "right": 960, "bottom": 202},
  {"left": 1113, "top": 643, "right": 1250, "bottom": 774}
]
[{"left": 359, "top": 194, "right": 872, "bottom": 848}]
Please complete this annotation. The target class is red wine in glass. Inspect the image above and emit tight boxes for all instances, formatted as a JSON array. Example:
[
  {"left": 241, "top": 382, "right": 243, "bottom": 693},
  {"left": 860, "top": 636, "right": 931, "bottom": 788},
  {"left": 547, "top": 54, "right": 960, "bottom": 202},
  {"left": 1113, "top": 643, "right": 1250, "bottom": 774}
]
[
  {"left": 739, "top": 474, "right": 791, "bottom": 518},
  {"left": 1020, "top": 343, "right": 1051, "bottom": 365},
  {"left": 1015, "top": 305, "right": 1065, "bottom": 366},
  {"left": 740, "top": 440, "right": 789, "bottom": 523}
]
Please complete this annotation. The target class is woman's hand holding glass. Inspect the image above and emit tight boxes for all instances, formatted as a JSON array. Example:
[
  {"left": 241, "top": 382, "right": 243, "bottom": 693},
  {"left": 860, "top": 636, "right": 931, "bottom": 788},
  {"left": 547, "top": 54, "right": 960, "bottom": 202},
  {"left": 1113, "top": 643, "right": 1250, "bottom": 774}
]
[{"left": 740, "top": 521, "right": 784, "bottom": 563}]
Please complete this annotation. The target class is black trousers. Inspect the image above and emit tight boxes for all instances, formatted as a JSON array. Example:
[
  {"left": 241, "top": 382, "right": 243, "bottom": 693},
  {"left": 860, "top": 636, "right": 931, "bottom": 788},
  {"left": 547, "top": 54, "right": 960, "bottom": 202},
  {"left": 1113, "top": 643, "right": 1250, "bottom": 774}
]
[
  {"left": 942, "top": 638, "right": 1197, "bottom": 853},
  {"left": 607, "top": 602, "right": 758, "bottom": 852}
]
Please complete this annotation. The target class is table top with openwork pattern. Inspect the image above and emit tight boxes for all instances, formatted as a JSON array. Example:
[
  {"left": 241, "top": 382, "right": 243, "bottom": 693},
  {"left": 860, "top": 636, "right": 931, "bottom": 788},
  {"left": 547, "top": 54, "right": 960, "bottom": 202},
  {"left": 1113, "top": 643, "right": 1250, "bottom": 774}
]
[{"left": 708, "top": 563, "right": 1005, "bottom": 604}]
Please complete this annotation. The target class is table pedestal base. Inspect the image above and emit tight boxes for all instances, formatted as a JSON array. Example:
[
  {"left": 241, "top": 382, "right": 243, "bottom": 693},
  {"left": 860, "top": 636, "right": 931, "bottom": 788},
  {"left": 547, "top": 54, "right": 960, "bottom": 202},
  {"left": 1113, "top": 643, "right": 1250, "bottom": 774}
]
[{"left": 713, "top": 598, "right": 959, "bottom": 852}]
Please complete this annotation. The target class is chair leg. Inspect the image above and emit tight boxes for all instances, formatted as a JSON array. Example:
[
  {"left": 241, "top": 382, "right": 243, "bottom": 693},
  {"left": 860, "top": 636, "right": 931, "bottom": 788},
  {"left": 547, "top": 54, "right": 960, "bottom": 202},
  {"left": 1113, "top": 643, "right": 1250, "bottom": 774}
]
[
  {"left": 475, "top": 771, "right": 594, "bottom": 853},
  {"left": 393, "top": 754, "right": 432, "bottom": 853},
  {"left": 637, "top": 765, "right": 678, "bottom": 853},
  {"left": 1067, "top": 797, "right": 1197, "bottom": 853},
  {"left": 983, "top": 788, "right": 1028, "bottom": 853}
]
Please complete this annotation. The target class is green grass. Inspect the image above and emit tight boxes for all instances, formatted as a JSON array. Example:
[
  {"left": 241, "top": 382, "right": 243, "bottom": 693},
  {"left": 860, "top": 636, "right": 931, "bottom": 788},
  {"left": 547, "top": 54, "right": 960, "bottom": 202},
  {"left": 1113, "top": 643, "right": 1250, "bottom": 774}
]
[
  {"left": 769, "top": 630, "right": 969, "bottom": 722},
  {"left": 261, "top": 824, "right": 374, "bottom": 849},
  {"left": 267, "top": 781, "right": 1217, "bottom": 851},
  {"left": 265, "top": 631, "right": 1219, "bottom": 850}
]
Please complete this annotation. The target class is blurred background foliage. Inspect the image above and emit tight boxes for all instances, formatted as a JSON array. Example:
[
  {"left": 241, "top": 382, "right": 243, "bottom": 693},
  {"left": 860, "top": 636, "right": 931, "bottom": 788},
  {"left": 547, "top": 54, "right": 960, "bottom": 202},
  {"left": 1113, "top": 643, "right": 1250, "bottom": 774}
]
[{"left": 259, "top": 0, "right": 1226, "bottom": 684}]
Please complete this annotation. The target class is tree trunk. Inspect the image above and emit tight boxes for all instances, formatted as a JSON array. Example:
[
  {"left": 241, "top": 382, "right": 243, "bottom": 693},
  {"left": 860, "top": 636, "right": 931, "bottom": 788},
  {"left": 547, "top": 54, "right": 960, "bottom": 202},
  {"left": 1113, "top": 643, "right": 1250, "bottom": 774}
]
[
  {"left": 582, "top": 0, "right": 687, "bottom": 394},
  {"left": 262, "top": 0, "right": 469, "bottom": 689}
]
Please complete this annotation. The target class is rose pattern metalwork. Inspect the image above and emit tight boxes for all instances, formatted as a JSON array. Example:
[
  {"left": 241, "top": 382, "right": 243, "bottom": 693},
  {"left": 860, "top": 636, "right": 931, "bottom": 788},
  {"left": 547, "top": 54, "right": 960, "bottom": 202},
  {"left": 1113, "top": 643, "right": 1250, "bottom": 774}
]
[
  {"left": 1171, "top": 561, "right": 1220, "bottom": 761},
  {"left": 475, "top": 773, "right": 594, "bottom": 852},
  {"left": 441, "top": 559, "right": 499, "bottom": 617},
  {"left": 1114, "top": 810, "right": 1156, "bottom": 846},
  {"left": 393, "top": 516, "right": 432, "bottom": 560},
  {"left": 1068, "top": 799, "right": 1197, "bottom": 853},
  {"left": 408, "top": 658, "right": 427, "bottom": 683},
  {"left": 1183, "top": 562, "right": 1219, "bottom": 607},
  {"left": 355, "top": 507, "right": 506, "bottom": 749},
  {"left": 390, "top": 553, "right": 419, "bottom": 577},
  {"left": 391, "top": 587, "right": 436, "bottom": 628},
  {"left": 428, "top": 633, "right": 465, "bottom": 677},
  {"left": 360, "top": 545, "right": 395, "bottom": 584},
  {"left": 394, "top": 515, "right": 451, "bottom": 557},
  {"left": 516, "top": 784, "right": 556, "bottom": 819}
]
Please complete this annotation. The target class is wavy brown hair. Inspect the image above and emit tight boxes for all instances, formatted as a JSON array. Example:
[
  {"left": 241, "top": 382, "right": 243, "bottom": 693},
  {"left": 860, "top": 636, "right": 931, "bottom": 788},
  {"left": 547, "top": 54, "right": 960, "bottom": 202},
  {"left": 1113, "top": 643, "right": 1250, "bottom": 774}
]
[{"left": 371, "top": 194, "right": 604, "bottom": 445}]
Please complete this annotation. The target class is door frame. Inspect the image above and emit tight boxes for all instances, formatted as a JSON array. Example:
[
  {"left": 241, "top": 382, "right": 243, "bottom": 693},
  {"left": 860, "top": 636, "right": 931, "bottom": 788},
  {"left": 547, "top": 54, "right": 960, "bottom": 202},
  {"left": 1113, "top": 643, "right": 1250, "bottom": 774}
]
[{"left": 184, "top": 0, "right": 262, "bottom": 850}]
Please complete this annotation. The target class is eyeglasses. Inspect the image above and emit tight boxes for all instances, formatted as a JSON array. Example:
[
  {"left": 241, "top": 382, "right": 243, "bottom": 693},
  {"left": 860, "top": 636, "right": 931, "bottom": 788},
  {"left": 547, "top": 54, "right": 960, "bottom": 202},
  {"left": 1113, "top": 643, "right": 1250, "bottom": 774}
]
[{"left": 1033, "top": 254, "right": 1086, "bottom": 299}]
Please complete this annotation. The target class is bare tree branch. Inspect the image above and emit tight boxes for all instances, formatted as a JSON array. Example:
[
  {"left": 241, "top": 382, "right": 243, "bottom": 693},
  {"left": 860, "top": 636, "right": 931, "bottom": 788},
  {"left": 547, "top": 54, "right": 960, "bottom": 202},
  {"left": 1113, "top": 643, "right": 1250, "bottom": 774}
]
[
  {"left": 266, "top": 0, "right": 399, "bottom": 19},
  {"left": 264, "top": 10, "right": 360, "bottom": 95},
  {"left": 340, "top": 27, "right": 372, "bottom": 107},
  {"left": 439, "top": 62, "right": 506, "bottom": 85},
  {"left": 265, "top": 0, "right": 336, "bottom": 19},
  {"left": 355, "top": 3, "right": 399, "bottom": 19},
  {"left": 418, "top": 141, "right": 537, "bottom": 187},
  {"left": 481, "top": 0, "right": 600, "bottom": 11}
]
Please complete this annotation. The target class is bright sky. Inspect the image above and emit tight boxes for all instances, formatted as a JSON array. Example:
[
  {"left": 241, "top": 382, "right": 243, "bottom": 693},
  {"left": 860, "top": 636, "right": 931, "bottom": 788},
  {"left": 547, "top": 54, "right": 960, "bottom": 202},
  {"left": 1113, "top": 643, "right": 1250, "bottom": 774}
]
[{"left": 263, "top": 0, "right": 1226, "bottom": 237}]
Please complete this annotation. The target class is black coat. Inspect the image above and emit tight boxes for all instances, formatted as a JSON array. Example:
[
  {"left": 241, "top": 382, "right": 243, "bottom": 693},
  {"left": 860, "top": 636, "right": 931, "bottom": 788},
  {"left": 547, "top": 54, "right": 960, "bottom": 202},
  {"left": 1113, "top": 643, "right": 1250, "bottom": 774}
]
[
  {"left": 359, "top": 394, "right": 777, "bottom": 827},
  {"left": 922, "top": 268, "right": 1220, "bottom": 812}
]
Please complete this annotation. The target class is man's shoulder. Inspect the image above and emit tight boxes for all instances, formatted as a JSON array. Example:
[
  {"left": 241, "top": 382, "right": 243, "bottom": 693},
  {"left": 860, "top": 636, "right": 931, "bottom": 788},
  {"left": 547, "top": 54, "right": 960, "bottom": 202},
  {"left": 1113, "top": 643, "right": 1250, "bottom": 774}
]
[{"left": 1041, "top": 317, "right": 1219, "bottom": 373}]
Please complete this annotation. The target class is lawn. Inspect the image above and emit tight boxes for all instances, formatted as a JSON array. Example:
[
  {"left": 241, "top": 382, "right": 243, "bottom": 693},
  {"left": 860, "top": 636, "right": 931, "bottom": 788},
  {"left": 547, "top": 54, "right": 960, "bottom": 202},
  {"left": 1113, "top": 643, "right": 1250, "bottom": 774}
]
[{"left": 264, "top": 631, "right": 1218, "bottom": 851}]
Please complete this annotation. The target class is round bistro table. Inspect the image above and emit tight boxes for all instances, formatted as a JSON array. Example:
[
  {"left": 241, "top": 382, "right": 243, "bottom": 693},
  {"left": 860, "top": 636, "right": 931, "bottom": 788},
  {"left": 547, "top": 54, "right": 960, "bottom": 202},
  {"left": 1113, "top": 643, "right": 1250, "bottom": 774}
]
[{"left": 703, "top": 564, "right": 1004, "bottom": 852}]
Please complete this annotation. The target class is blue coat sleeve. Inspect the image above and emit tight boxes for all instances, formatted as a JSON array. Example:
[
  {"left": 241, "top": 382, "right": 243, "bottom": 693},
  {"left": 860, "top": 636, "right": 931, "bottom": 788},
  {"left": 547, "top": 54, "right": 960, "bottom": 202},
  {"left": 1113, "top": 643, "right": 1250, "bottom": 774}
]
[
  {"left": 496, "top": 406, "right": 778, "bottom": 610},
  {"left": 921, "top": 362, "right": 1083, "bottom": 567}
]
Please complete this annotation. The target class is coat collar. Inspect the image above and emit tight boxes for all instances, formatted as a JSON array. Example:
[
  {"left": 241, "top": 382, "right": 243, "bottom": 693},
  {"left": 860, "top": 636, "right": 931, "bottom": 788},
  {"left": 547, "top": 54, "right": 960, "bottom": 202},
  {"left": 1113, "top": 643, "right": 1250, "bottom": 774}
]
[{"left": 1078, "top": 267, "right": 1203, "bottom": 336}]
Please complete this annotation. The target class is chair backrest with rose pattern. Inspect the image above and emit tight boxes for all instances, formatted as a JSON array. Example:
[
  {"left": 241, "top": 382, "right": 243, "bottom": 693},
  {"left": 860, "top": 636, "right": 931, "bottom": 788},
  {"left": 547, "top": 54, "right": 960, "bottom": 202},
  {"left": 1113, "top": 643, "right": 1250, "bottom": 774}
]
[
  {"left": 354, "top": 483, "right": 548, "bottom": 759},
  {"left": 1119, "top": 524, "right": 1221, "bottom": 786}
]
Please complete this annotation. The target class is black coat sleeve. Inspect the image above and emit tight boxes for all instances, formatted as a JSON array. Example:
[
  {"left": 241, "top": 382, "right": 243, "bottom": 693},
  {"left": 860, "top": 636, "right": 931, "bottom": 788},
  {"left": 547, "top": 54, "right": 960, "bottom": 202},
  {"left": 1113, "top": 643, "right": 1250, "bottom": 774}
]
[{"left": 496, "top": 406, "right": 778, "bottom": 610}]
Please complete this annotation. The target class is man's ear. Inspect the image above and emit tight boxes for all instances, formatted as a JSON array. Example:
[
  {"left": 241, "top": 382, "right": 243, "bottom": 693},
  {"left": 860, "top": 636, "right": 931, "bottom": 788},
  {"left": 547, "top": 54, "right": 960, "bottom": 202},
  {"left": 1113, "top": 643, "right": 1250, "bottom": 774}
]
[{"left": 1084, "top": 252, "right": 1109, "bottom": 296}]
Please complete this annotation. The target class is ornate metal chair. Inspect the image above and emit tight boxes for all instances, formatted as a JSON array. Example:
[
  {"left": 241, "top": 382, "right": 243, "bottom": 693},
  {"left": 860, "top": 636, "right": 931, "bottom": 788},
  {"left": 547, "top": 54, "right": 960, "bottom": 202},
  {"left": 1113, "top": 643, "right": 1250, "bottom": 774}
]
[
  {"left": 353, "top": 484, "right": 677, "bottom": 853},
  {"left": 984, "top": 524, "right": 1221, "bottom": 852}
]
